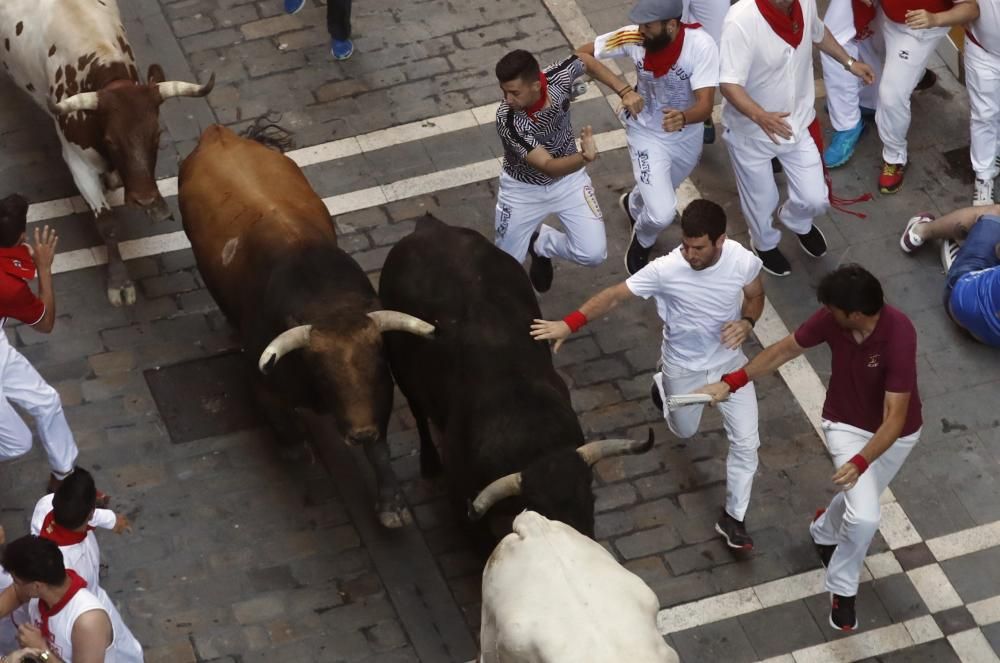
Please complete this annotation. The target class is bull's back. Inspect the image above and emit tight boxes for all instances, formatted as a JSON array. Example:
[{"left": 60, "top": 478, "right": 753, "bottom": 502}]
[{"left": 179, "top": 125, "right": 334, "bottom": 316}]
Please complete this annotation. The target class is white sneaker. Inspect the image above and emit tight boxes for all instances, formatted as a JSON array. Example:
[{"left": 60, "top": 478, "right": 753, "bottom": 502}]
[{"left": 973, "top": 178, "right": 995, "bottom": 207}]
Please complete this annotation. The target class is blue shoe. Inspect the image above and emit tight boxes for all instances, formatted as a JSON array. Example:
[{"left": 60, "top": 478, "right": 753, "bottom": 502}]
[
  {"left": 823, "top": 119, "right": 864, "bottom": 169},
  {"left": 284, "top": 0, "right": 306, "bottom": 14},
  {"left": 331, "top": 38, "right": 354, "bottom": 60}
]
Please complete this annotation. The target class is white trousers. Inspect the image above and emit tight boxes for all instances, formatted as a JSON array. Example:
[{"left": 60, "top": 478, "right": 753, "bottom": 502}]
[
  {"left": 653, "top": 353, "right": 760, "bottom": 521},
  {"left": 723, "top": 128, "right": 829, "bottom": 252},
  {"left": 876, "top": 17, "right": 949, "bottom": 164},
  {"left": 683, "top": 0, "right": 730, "bottom": 44},
  {"left": 820, "top": 0, "right": 884, "bottom": 131},
  {"left": 0, "top": 335, "right": 77, "bottom": 477},
  {"left": 966, "top": 41, "right": 1000, "bottom": 180},
  {"left": 626, "top": 123, "right": 703, "bottom": 248},
  {"left": 810, "top": 420, "right": 920, "bottom": 596},
  {"left": 495, "top": 169, "right": 607, "bottom": 267}
]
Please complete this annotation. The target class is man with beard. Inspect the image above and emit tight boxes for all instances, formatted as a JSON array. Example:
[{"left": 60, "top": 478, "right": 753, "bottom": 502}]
[
  {"left": 719, "top": 0, "right": 875, "bottom": 276},
  {"left": 493, "top": 49, "right": 637, "bottom": 292},
  {"left": 579, "top": 0, "right": 720, "bottom": 275},
  {"left": 530, "top": 200, "right": 766, "bottom": 550}
]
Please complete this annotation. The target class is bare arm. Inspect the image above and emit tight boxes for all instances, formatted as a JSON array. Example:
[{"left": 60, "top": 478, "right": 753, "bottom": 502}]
[
  {"left": 662, "top": 87, "right": 716, "bottom": 131},
  {"left": 0, "top": 585, "right": 26, "bottom": 619},
  {"left": 905, "top": 0, "right": 979, "bottom": 28},
  {"left": 71, "top": 609, "right": 113, "bottom": 663},
  {"left": 525, "top": 126, "right": 597, "bottom": 177},
  {"left": 530, "top": 282, "right": 636, "bottom": 351},
  {"left": 831, "top": 391, "right": 911, "bottom": 487},
  {"left": 31, "top": 226, "right": 58, "bottom": 334},
  {"left": 719, "top": 82, "right": 792, "bottom": 143},
  {"left": 699, "top": 333, "right": 807, "bottom": 402},
  {"left": 720, "top": 274, "right": 765, "bottom": 349}
]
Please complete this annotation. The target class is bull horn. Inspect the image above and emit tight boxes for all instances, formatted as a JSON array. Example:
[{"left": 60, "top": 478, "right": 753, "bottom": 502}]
[
  {"left": 576, "top": 428, "right": 655, "bottom": 467},
  {"left": 468, "top": 472, "right": 522, "bottom": 520},
  {"left": 367, "top": 310, "right": 435, "bottom": 338},
  {"left": 257, "top": 324, "right": 312, "bottom": 374},
  {"left": 157, "top": 73, "right": 215, "bottom": 99},
  {"left": 49, "top": 92, "right": 100, "bottom": 115}
]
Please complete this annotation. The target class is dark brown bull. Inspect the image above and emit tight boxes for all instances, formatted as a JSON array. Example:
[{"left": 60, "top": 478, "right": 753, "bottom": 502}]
[
  {"left": 0, "top": 0, "right": 213, "bottom": 305},
  {"left": 178, "top": 125, "right": 434, "bottom": 528}
]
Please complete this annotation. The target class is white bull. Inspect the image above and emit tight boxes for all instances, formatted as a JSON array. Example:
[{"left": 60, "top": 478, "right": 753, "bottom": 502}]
[{"left": 480, "top": 511, "right": 679, "bottom": 663}]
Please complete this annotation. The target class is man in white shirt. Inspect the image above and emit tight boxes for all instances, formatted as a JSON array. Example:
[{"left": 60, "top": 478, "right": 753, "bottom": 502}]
[
  {"left": 531, "top": 200, "right": 766, "bottom": 549},
  {"left": 719, "top": 0, "right": 874, "bottom": 276},
  {"left": 30, "top": 468, "right": 130, "bottom": 591},
  {"left": 579, "top": 0, "right": 720, "bottom": 275},
  {"left": 965, "top": 0, "right": 1000, "bottom": 205},
  {"left": 0, "top": 536, "right": 144, "bottom": 662}
]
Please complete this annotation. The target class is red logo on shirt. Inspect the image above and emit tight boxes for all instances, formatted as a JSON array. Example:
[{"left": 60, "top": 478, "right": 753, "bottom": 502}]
[{"left": 866, "top": 353, "right": 881, "bottom": 368}]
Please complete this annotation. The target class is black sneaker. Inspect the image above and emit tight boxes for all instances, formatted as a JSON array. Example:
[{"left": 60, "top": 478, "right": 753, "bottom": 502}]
[
  {"left": 830, "top": 594, "right": 858, "bottom": 631},
  {"left": 703, "top": 117, "right": 716, "bottom": 144},
  {"left": 620, "top": 192, "right": 652, "bottom": 275},
  {"left": 915, "top": 68, "right": 937, "bottom": 91},
  {"left": 750, "top": 242, "right": 791, "bottom": 277},
  {"left": 650, "top": 380, "right": 663, "bottom": 411},
  {"left": 772, "top": 157, "right": 783, "bottom": 174},
  {"left": 715, "top": 511, "right": 754, "bottom": 550},
  {"left": 527, "top": 230, "right": 553, "bottom": 293},
  {"left": 796, "top": 225, "right": 827, "bottom": 258},
  {"left": 812, "top": 509, "right": 836, "bottom": 568}
]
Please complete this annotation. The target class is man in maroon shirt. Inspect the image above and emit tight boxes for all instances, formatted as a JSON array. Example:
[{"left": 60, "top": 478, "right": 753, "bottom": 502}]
[
  {"left": 699, "top": 264, "right": 921, "bottom": 632},
  {"left": 0, "top": 195, "right": 85, "bottom": 496}
]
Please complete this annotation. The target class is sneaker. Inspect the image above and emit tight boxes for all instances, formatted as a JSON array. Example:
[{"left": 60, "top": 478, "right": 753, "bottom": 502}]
[
  {"left": 621, "top": 192, "right": 653, "bottom": 275},
  {"left": 703, "top": 117, "right": 716, "bottom": 144},
  {"left": 527, "top": 230, "right": 553, "bottom": 293},
  {"left": 824, "top": 119, "right": 864, "bottom": 169},
  {"left": 941, "top": 238, "right": 959, "bottom": 272},
  {"left": 915, "top": 68, "right": 937, "bottom": 91},
  {"left": 650, "top": 380, "right": 664, "bottom": 412},
  {"left": 750, "top": 241, "right": 791, "bottom": 277},
  {"left": 974, "top": 178, "right": 995, "bottom": 206},
  {"left": 899, "top": 213, "right": 934, "bottom": 254},
  {"left": 812, "top": 508, "right": 836, "bottom": 568},
  {"left": 830, "top": 594, "right": 858, "bottom": 631},
  {"left": 331, "top": 38, "right": 354, "bottom": 60},
  {"left": 772, "top": 157, "right": 783, "bottom": 174},
  {"left": 796, "top": 225, "right": 827, "bottom": 258},
  {"left": 716, "top": 511, "right": 754, "bottom": 550},
  {"left": 878, "top": 161, "right": 906, "bottom": 194},
  {"left": 284, "top": 0, "right": 306, "bottom": 13}
]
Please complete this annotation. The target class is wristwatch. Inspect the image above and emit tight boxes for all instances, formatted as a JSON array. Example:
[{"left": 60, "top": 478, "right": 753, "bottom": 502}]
[
  {"left": 843, "top": 57, "right": 855, "bottom": 71},
  {"left": 39, "top": 652, "right": 52, "bottom": 662}
]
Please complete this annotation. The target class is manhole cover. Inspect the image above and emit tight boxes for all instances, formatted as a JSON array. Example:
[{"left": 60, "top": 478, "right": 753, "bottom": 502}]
[{"left": 144, "top": 351, "right": 263, "bottom": 444}]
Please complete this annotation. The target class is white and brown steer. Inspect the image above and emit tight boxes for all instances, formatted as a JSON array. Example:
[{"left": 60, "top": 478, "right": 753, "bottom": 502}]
[{"left": 0, "top": 0, "right": 212, "bottom": 305}]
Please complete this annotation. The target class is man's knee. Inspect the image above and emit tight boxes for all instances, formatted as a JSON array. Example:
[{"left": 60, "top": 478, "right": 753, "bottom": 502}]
[
  {"left": 27, "top": 384, "right": 65, "bottom": 417},
  {"left": 844, "top": 504, "right": 881, "bottom": 535},
  {"left": 644, "top": 198, "right": 679, "bottom": 230},
  {"left": 571, "top": 239, "right": 607, "bottom": 267},
  {"left": 667, "top": 414, "right": 701, "bottom": 439}
]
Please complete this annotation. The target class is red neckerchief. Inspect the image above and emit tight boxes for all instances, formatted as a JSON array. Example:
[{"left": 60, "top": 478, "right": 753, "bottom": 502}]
[
  {"left": 0, "top": 245, "right": 36, "bottom": 280},
  {"left": 40, "top": 510, "right": 93, "bottom": 546},
  {"left": 807, "top": 119, "right": 872, "bottom": 218},
  {"left": 852, "top": 0, "right": 876, "bottom": 40},
  {"left": 525, "top": 72, "right": 549, "bottom": 119},
  {"left": 39, "top": 570, "right": 88, "bottom": 645},
  {"left": 643, "top": 23, "right": 701, "bottom": 78},
  {"left": 965, "top": 27, "right": 984, "bottom": 51},
  {"left": 755, "top": 0, "right": 805, "bottom": 47}
]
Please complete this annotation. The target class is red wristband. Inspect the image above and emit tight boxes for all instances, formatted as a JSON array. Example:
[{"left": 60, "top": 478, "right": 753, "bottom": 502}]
[
  {"left": 563, "top": 310, "right": 588, "bottom": 333},
  {"left": 720, "top": 369, "right": 749, "bottom": 392},
  {"left": 848, "top": 454, "right": 869, "bottom": 475}
]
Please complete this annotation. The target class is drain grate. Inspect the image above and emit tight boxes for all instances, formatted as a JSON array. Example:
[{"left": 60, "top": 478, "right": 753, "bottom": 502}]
[{"left": 144, "top": 351, "right": 263, "bottom": 444}]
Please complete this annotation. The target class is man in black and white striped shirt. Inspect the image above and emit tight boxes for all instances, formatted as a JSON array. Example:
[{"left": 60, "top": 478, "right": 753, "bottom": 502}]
[{"left": 494, "top": 49, "right": 635, "bottom": 292}]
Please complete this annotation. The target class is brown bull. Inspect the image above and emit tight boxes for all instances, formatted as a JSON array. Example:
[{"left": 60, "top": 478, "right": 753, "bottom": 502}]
[{"left": 178, "top": 125, "right": 433, "bottom": 528}]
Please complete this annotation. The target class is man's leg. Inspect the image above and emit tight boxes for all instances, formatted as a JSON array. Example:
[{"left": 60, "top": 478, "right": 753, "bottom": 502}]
[
  {"left": 966, "top": 42, "right": 1000, "bottom": 204},
  {"left": 723, "top": 130, "right": 782, "bottom": 249},
  {"left": 821, "top": 0, "right": 864, "bottom": 132},
  {"left": 0, "top": 396, "right": 35, "bottom": 464},
  {"left": 657, "top": 365, "right": 708, "bottom": 440},
  {"left": 327, "top": 0, "right": 352, "bottom": 40},
  {"left": 536, "top": 169, "right": 607, "bottom": 267},
  {"left": 717, "top": 376, "right": 760, "bottom": 523},
  {"left": 776, "top": 133, "right": 830, "bottom": 252},
  {"left": 1, "top": 347, "right": 78, "bottom": 479},
  {"left": 626, "top": 126, "right": 683, "bottom": 250},
  {"left": 495, "top": 175, "right": 552, "bottom": 262}
]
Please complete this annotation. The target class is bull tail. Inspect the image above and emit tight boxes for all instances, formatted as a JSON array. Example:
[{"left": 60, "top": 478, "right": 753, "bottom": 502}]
[{"left": 240, "top": 113, "right": 295, "bottom": 153}]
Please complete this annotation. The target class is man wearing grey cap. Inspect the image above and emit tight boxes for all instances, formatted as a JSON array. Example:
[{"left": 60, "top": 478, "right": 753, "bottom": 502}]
[
  {"left": 579, "top": 0, "right": 720, "bottom": 275},
  {"left": 718, "top": 0, "right": 874, "bottom": 277}
]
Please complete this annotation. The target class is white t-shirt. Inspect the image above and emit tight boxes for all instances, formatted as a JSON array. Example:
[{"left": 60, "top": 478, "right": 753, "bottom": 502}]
[
  {"left": 968, "top": 0, "right": 1000, "bottom": 57},
  {"left": 31, "top": 494, "right": 117, "bottom": 590},
  {"left": 626, "top": 239, "right": 762, "bottom": 371},
  {"left": 28, "top": 586, "right": 144, "bottom": 663},
  {"left": 719, "top": 0, "right": 825, "bottom": 143},
  {"left": 594, "top": 25, "right": 720, "bottom": 137}
]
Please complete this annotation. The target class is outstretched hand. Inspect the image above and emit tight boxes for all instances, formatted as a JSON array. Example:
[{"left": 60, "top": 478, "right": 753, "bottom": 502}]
[{"left": 530, "top": 319, "right": 572, "bottom": 353}]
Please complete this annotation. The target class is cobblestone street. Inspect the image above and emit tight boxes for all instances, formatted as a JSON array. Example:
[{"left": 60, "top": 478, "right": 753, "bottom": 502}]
[{"left": 1, "top": 0, "right": 999, "bottom": 661}]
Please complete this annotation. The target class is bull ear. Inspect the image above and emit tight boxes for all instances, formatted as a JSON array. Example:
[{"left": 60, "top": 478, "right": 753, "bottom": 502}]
[{"left": 147, "top": 64, "right": 166, "bottom": 85}]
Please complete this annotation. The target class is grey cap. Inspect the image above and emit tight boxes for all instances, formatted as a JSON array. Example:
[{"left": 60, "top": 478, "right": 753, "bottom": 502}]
[{"left": 628, "top": 0, "right": 683, "bottom": 23}]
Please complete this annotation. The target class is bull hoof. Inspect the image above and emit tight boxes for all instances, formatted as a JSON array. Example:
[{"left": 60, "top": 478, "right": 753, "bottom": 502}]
[
  {"left": 377, "top": 505, "right": 413, "bottom": 529},
  {"left": 107, "top": 282, "right": 137, "bottom": 307}
]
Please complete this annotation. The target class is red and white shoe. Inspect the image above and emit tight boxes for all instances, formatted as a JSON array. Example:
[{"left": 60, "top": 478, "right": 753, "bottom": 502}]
[
  {"left": 900, "top": 213, "right": 934, "bottom": 254},
  {"left": 879, "top": 161, "right": 906, "bottom": 194}
]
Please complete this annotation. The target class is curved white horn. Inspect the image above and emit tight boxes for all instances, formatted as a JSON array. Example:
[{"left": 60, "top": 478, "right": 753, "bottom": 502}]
[
  {"left": 50, "top": 92, "right": 100, "bottom": 115},
  {"left": 576, "top": 428, "right": 655, "bottom": 467},
  {"left": 367, "top": 310, "right": 435, "bottom": 338},
  {"left": 157, "top": 73, "right": 215, "bottom": 99},
  {"left": 257, "top": 324, "right": 312, "bottom": 374},
  {"left": 468, "top": 472, "right": 522, "bottom": 520}
]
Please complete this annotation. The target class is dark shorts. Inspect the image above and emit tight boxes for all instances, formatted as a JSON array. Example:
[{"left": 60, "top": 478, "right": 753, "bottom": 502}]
[{"left": 945, "top": 215, "right": 1000, "bottom": 295}]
